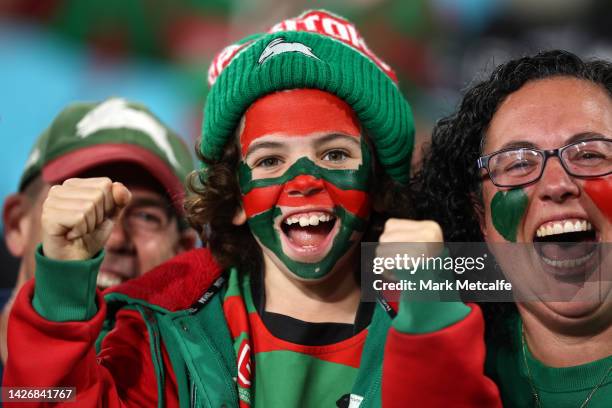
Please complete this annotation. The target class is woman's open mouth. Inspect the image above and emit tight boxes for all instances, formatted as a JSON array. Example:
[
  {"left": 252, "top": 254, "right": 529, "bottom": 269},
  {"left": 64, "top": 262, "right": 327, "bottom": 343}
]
[
  {"left": 533, "top": 218, "right": 600, "bottom": 281},
  {"left": 279, "top": 209, "right": 340, "bottom": 262}
]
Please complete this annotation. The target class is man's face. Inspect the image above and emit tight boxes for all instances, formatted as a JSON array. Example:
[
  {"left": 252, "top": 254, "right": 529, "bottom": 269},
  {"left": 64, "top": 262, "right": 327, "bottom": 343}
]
[
  {"left": 96, "top": 185, "right": 184, "bottom": 288},
  {"left": 8, "top": 171, "right": 189, "bottom": 289},
  {"left": 237, "top": 89, "right": 372, "bottom": 280},
  {"left": 480, "top": 77, "right": 612, "bottom": 325}
]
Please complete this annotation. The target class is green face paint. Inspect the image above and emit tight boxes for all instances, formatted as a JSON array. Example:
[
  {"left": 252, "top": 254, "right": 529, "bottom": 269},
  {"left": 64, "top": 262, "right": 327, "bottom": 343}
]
[
  {"left": 239, "top": 139, "right": 373, "bottom": 279},
  {"left": 247, "top": 206, "right": 367, "bottom": 278},
  {"left": 491, "top": 189, "right": 529, "bottom": 242}
]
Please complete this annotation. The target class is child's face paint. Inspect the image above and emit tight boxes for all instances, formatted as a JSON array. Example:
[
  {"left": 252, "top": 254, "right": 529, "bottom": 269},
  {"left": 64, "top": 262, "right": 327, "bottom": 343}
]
[
  {"left": 490, "top": 189, "right": 529, "bottom": 242},
  {"left": 584, "top": 178, "right": 612, "bottom": 223},
  {"left": 238, "top": 89, "right": 372, "bottom": 280}
]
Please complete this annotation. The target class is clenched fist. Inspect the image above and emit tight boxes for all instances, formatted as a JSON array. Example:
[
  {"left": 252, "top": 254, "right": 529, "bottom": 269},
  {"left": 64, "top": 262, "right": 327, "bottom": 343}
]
[
  {"left": 379, "top": 219, "right": 444, "bottom": 245},
  {"left": 377, "top": 219, "right": 444, "bottom": 280},
  {"left": 41, "top": 178, "right": 132, "bottom": 261}
]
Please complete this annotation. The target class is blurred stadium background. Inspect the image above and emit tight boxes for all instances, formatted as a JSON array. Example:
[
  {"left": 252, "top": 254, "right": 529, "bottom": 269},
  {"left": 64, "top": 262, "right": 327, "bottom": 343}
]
[{"left": 1, "top": 0, "right": 611, "bottom": 288}]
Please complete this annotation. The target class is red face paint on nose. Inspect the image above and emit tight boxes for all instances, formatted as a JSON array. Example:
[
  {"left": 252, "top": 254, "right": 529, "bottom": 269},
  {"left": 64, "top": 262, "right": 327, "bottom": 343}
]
[
  {"left": 585, "top": 178, "right": 612, "bottom": 222},
  {"left": 284, "top": 175, "right": 325, "bottom": 196},
  {"left": 278, "top": 175, "right": 334, "bottom": 208},
  {"left": 241, "top": 175, "right": 371, "bottom": 219}
]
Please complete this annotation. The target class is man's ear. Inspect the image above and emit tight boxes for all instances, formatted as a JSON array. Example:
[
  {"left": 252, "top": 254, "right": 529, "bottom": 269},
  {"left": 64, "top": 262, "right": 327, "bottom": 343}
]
[
  {"left": 2, "top": 194, "right": 32, "bottom": 257},
  {"left": 232, "top": 206, "right": 247, "bottom": 226}
]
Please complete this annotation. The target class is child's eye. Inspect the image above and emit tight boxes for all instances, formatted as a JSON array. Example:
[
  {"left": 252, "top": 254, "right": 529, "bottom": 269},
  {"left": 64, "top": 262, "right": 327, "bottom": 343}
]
[
  {"left": 322, "top": 150, "right": 349, "bottom": 162},
  {"left": 255, "top": 157, "right": 281, "bottom": 168}
]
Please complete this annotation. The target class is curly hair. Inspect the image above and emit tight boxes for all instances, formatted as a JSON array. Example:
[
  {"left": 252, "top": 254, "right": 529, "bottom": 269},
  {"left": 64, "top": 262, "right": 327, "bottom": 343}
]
[
  {"left": 186, "top": 137, "right": 412, "bottom": 272},
  {"left": 410, "top": 49, "right": 612, "bottom": 347}
]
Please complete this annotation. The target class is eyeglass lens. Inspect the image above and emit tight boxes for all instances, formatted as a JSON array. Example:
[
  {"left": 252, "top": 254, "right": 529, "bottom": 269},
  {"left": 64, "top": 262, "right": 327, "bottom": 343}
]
[{"left": 488, "top": 139, "right": 612, "bottom": 186}]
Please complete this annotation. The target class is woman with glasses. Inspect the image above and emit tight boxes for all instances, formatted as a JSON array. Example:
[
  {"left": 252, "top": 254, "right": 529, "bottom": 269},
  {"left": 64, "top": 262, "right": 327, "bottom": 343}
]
[{"left": 411, "top": 50, "right": 612, "bottom": 407}]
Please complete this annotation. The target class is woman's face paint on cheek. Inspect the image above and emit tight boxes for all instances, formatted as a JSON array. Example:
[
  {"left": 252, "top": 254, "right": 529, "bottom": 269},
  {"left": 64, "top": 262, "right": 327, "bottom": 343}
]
[
  {"left": 490, "top": 189, "right": 529, "bottom": 242},
  {"left": 237, "top": 89, "right": 372, "bottom": 279},
  {"left": 584, "top": 178, "right": 612, "bottom": 222}
]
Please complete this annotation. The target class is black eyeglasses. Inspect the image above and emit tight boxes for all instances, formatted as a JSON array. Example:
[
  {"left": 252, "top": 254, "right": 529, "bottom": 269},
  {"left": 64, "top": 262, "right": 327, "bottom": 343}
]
[{"left": 477, "top": 138, "right": 612, "bottom": 188}]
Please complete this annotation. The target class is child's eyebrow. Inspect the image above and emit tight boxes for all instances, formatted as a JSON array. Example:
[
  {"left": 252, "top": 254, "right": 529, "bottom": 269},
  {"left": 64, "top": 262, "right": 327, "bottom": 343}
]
[
  {"left": 245, "top": 141, "right": 284, "bottom": 160},
  {"left": 317, "top": 133, "right": 361, "bottom": 146}
]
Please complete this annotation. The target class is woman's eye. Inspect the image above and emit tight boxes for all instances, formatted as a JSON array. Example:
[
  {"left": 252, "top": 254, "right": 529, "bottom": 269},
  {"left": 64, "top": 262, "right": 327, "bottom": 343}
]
[
  {"left": 505, "top": 160, "right": 535, "bottom": 173},
  {"left": 322, "top": 150, "right": 349, "bottom": 162},
  {"left": 256, "top": 157, "right": 281, "bottom": 168},
  {"left": 575, "top": 151, "right": 605, "bottom": 161}
]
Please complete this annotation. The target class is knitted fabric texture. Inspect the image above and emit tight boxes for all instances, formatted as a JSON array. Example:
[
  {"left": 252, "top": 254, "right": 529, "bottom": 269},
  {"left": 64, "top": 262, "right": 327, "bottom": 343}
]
[{"left": 201, "top": 10, "right": 414, "bottom": 184}]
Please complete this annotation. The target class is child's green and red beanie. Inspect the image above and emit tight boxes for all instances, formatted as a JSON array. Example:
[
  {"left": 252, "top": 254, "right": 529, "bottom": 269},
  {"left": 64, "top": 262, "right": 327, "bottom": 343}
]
[{"left": 200, "top": 9, "right": 414, "bottom": 184}]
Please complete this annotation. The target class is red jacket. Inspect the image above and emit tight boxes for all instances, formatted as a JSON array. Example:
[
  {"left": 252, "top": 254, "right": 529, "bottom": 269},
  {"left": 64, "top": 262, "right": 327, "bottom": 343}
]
[{"left": 3, "top": 248, "right": 501, "bottom": 407}]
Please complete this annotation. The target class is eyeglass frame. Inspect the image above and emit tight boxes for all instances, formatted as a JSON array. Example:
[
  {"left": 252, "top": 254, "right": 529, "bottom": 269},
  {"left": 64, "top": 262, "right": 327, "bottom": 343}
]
[{"left": 477, "top": 137, "right": 612, "bottom": 188}]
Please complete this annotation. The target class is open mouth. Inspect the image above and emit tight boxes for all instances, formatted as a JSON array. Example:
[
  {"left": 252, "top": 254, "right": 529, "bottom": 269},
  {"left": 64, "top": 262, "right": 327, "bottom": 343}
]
[
  {"left": 279, "top": 209, "right": 339, "bottom": 262},
  {"left": 97, "top": 272, "right": 125, "bottom": 289},
  {"left": 533, "top": 218, "right": 599, "bottom": 278}
]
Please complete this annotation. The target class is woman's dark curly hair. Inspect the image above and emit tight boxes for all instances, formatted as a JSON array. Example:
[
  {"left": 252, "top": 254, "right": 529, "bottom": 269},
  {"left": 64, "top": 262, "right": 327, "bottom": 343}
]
[
  {"left": 186, "top": 134, "right": 412, "bottom": 273},
  {"left": 410, "top": 49, "right": 612, "bottom": 347}
]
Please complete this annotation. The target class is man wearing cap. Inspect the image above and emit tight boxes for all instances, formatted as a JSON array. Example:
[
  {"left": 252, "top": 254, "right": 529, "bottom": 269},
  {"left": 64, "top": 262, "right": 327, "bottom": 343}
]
[
  {"left": 1, "top": 97, "right": 196, "bottom": 365},
  {"left": 3, "top": 11, "right": 500, "bottom": 407}
]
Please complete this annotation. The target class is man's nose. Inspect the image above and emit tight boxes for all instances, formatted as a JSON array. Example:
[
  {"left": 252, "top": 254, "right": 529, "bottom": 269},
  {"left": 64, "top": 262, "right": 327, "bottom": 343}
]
[
  {"left": 284, "top": 175, "right": 325, "bottom": 197},
  {"left": 536, "top": 157, "right": 580, "bottom": 203},
  {"left": 105, "top": 217, "right": 135, "bottom": 253}
]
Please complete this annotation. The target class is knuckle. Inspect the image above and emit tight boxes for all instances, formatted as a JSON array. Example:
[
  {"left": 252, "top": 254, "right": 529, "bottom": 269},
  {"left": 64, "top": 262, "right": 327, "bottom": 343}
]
[
  {"left": 422, "top": 221, "right": 443, "bottom": 241},
  {"left": 382, "top": 218, "right": 398, "bottom": 234},
  {"left": 98, "top": 177, "right": 113, "bottom": 188},
  {"left": 63, "top": 178, "right": 79, "bottom": 185},
  {"left": 76, "top": 212, "right": 87, "bottom": 227},
  {"left": 85, "top": 201, "right": 96, "bottom": 214},
  {"left": 48, "top": 185, "right": 61, "bottom": 196},
  {"left": 94, "top": 189, "right": 105, "bottom": 203}
]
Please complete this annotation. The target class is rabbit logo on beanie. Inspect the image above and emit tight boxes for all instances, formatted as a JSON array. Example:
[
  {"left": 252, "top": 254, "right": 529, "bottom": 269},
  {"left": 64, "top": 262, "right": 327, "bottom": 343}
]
[
  {"left": 258, "top": 37, "right": 320, "bottom": 65},
  {"left": 202, "top": 9, "right": 415, "bottom": 185}
]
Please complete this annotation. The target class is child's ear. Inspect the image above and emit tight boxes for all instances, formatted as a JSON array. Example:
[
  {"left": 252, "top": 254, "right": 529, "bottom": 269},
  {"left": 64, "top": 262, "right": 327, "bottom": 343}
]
[{"left": 232, "top": 206, "right": 247, "bottom": 226}]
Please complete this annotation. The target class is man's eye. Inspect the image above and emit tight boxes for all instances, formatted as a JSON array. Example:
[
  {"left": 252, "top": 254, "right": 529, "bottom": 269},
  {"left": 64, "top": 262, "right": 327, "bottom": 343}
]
[
  {"left": 128, "top": 210, "right": 166, "bottom": 229},
  {"left": 322, "top": 150, "right": 349, "bottom": 162},
  {"left": 255, "top": 157, "right": 281, "bottom": 168}
]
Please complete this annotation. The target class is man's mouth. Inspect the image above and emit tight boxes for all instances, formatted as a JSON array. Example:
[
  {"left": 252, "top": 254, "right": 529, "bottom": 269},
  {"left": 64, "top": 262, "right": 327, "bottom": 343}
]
[
  {"left": 279, "top": 209, "right": 339, "bottom": 262},
  {"left": 533, "top": 218, "right": 599, "bottom": 277},
  {"left": 97, "top": 271, "right": 125, "bottom": 289}
]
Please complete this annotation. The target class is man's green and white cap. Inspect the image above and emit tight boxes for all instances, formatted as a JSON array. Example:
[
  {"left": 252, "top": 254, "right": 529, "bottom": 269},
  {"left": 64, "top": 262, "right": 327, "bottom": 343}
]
[
  {"left": 202, "top": 10, "right": 414, "bottom": 184},
  {"left": 19, "top": 97, "right": 194, "bottom": 212}
]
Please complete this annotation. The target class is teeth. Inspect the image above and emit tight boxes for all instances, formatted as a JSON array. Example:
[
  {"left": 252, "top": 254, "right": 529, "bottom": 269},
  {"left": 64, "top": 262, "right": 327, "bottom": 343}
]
[
  {"left": 536, "top": 219, "right": 593, "bottom": 238},
  {"left": 284, "top": 213, "right": 334, "bottom": 227},
  {"left": 97, "top": 274, "right": 122, "bottom": 289},
  {"left": 541, "top": 250, "right": 595, "bottom": 268}
]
